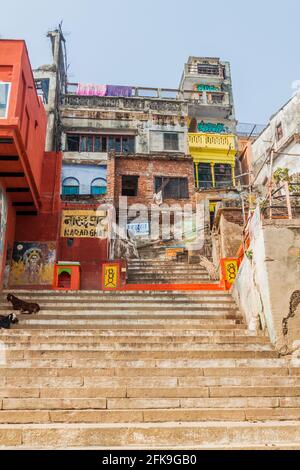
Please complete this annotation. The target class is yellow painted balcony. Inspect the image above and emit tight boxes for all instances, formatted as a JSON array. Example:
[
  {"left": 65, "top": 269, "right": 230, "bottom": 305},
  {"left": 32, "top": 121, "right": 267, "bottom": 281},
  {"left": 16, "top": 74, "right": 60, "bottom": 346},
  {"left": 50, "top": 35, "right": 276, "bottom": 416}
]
[
  {"left": 188, "top": 133, "right": 236, "bottom": 152},
  {"left": 188, "top": 132, "right": 236, "bottom": 164}
]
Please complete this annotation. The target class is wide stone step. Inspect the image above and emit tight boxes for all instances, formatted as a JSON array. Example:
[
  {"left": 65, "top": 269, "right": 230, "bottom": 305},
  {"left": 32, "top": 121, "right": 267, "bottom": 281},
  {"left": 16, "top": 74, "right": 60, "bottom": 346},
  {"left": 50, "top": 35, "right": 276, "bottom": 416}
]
[
  {"left": 1, "top": 385, "right": 299, "bottom": 399},
  {"left": 2, "top": 395, "right": 300, "bottom": 411},
  {"left": 2, "top": 289, "right": 231, "bottom": 297},
  {"left": 0, "top": 366, "right": 294, "bottom": 378},
  {"left": 10, "top": 312, "right": 241, "bottom": 320},
  {"left": 3, "top": 358, "right": 289, "bottom": 369},
  {"left": 0, "top": 408, "right": 244, "bottom": 424},
  {"left": 1, "top": 297, "right": 234, "bottom": 305},
  {"left": 127, "top": 267, "right": 208, "bottom": 271},
  {"left": 0, "top": 301, "right": 238, "bottom": 314},
  {"left": 2, "top": 375, "right": 299, "bottom": 387},
  {"left": 12, "top": 317, "right": 242, "bottom": 325},
  {"left": 3, "top": 349, "right": 278, "bottom": 360},
  {"left": 3, "top": 408, "right": 300, "bottom": 424},
  {"left": 127, "top": 273, "right": 211, "bottom": 279},
  {"left": 1, "top": 421, "right": 300, "bottom": 448},
  {"left": 3, "top": 342, "right": 273, "bottom": 352},
  {"left": 127, "top": 270, "right": 210, "bottom": 276},
  {"left": 11, "top": 323, "right": 247, "bottom": 330},
  {"left": 0, "top": 336, "right": 269, "bottom": 345},
  {"left": 2, "top": 328, "right": 255, "bottom": 338}
]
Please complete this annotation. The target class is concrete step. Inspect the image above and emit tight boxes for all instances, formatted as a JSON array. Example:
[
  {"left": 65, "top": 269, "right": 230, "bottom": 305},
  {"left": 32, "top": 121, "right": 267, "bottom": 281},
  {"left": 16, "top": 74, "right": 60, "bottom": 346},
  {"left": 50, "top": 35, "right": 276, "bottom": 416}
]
[{"left": 1, "top": 421, "right": 300, "bottom": 448}]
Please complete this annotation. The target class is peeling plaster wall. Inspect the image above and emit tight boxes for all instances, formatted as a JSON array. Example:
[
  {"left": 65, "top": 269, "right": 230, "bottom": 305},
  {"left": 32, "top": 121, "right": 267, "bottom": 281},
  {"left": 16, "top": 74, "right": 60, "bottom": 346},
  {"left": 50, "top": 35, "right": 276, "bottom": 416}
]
[
  {"left": 232, "top": 207, "right": 300, "bottom": 348},
  {"left": 263, "top": 221, "right": 300, "bottom": 348}
]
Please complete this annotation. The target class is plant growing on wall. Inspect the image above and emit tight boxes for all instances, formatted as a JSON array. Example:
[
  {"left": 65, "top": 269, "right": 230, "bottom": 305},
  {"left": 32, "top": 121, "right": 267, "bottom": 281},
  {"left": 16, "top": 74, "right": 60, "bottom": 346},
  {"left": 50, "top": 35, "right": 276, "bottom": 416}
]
[{"left": 273, "top": 167, "right": 290, "bottom": 184}]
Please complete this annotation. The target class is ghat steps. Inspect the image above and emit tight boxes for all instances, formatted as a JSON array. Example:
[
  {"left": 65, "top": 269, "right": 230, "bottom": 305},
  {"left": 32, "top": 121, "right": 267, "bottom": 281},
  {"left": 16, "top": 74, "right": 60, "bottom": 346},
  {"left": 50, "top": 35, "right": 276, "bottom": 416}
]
[
  {"left": 126, "top": 259, "right": 217, "bottom": 284},
  {"left": 0, "top": 289, "right": 300, "bottom": 448}
]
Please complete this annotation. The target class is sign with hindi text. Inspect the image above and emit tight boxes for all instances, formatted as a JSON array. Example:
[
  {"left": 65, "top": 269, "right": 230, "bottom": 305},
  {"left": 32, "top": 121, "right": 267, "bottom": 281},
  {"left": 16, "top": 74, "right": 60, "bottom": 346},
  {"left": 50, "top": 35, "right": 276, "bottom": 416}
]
[{"left": 60, "top": 210, "right": 108, "bottom": 238}]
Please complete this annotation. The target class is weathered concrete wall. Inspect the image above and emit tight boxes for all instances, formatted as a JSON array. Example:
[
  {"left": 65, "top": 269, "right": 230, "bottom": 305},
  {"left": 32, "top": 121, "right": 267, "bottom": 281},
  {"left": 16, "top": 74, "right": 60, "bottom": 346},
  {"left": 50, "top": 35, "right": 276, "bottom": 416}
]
[
  {"left": 63, "top": 151, "right": 107, "bottom": 165},
  {"left": 60, "top": 106, "right": 188, "bottom": 155},
  {"left": 232, "top": 207, "right": 300, "bottom": 349},
  {"left": 33, "top": 69, "right": 58, "bottom": 151}
]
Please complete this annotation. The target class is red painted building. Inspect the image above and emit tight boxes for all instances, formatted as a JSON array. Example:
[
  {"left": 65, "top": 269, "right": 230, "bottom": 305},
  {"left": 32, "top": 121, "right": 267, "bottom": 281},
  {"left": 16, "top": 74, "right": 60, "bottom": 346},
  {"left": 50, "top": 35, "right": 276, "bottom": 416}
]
[{"left": 0, "top": 40, "right": 62, "bottom": 289}]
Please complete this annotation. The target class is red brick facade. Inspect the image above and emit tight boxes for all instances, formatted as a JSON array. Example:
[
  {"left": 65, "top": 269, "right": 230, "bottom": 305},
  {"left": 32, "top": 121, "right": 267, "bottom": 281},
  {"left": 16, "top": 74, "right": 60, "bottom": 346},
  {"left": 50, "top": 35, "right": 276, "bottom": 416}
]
[{"left": 111, "top": 152, "right": 195, "bottom": 207}]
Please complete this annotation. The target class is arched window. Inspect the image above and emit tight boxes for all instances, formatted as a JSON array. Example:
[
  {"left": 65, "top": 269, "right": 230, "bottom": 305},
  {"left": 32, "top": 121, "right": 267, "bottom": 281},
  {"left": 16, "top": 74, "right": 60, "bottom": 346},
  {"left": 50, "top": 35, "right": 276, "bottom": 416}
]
[
  {"left": 62, "top": 177, "right": 80, "bottom": 195},
  {"left": 91, "top": 178, "right": 107, "bottom": 195}
]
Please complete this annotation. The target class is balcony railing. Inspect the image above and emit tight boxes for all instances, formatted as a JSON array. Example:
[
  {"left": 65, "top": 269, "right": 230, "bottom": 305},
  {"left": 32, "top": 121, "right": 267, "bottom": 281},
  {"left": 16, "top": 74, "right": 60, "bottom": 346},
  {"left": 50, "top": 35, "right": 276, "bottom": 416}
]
[
  {"left": 188, "top": 133, "right": 236, "bottom": 151},
  {"left": 185, "top": 63, "right": 225, "bottom": 78}
]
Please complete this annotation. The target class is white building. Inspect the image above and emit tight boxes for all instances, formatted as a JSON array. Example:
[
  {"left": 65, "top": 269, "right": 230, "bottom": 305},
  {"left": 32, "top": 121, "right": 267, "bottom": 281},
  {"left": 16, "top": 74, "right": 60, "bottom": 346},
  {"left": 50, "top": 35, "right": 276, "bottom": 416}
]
[{"left": 252, "top": 91, "right": 300, "bottom": 190}]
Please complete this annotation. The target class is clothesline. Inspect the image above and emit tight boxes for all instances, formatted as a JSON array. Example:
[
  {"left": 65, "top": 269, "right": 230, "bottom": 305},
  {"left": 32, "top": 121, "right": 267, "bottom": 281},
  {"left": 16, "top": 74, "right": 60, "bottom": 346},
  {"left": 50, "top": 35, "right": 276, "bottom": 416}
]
[{"left": 76, "top": 83, "right": 132, "bottom": 97}]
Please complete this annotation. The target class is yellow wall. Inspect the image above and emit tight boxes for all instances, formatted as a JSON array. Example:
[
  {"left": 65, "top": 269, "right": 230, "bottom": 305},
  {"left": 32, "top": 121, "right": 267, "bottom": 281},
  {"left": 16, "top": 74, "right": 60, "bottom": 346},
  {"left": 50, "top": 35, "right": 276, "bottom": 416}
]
[{"left": 188, "top": 133, "right": 236, "bottom": 188}]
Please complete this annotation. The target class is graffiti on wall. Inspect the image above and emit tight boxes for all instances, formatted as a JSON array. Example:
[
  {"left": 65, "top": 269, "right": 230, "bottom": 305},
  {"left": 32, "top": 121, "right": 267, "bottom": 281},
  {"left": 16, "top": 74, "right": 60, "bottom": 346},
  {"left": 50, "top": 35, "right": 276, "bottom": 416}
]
[
  {"left": 197, "top": 121, "right": 230, "bottom": 134},
  {"left": 9, "top": 242, "right": 56, "bottom": 286}
]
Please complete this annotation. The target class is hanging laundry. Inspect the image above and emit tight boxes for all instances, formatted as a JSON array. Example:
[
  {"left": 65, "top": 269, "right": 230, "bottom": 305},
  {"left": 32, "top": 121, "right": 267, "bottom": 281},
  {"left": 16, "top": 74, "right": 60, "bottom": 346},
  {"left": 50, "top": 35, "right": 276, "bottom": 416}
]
[
  {"left": 106, "top": 85, "right": 132, "bottom": 97},
  {"left": 76, "top": 84, "right": 107, "bottom": 96}
]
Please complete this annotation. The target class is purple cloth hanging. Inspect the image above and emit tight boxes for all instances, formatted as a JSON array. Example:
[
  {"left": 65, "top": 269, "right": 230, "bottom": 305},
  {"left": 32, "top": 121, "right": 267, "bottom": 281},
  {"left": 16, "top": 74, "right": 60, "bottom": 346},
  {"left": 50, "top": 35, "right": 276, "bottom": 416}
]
[
  {"left": 106, "top": 85, "right": 132, "bottom": 97},
  {"left": 76, "top": 84, "right": 107, "bottom": 96}
]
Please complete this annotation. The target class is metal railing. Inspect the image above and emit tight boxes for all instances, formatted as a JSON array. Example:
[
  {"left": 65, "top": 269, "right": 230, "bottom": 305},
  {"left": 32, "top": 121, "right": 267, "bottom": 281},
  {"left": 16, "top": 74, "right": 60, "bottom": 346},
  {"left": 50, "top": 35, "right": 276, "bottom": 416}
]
[{"left": 236, "top": 123, "right": 266, "bottom": 138}]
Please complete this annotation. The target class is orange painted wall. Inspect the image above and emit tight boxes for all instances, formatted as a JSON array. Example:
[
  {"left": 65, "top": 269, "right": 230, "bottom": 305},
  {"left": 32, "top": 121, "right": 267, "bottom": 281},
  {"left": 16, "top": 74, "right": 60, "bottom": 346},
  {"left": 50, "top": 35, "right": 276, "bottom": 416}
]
[
  {"left": 0, "top": 40, "right": 47, "bottom": 198},
  {"left": 0, "top": 188, "right": 16, "bottom": 287},
  {"left": 238, "top": 136, "right": 254, "bottom": 186}
]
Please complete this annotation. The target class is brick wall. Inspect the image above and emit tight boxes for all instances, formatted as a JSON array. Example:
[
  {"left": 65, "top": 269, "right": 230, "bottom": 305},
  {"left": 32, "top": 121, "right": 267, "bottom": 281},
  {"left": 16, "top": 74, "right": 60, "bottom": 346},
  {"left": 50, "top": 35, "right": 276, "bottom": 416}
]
[
  {"left": 221, "top": 208, "right": 244, "bottom": 226},
  {"left": 113, "top": 153, "right": 195, "bottom": 208}
]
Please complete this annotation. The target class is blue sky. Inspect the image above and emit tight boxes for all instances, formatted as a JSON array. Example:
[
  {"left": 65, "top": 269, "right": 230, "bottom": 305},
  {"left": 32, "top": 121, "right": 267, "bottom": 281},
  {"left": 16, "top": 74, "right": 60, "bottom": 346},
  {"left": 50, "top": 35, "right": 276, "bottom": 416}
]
[{"left": 1, "top": 0, "right": 299, "bottom": 124}]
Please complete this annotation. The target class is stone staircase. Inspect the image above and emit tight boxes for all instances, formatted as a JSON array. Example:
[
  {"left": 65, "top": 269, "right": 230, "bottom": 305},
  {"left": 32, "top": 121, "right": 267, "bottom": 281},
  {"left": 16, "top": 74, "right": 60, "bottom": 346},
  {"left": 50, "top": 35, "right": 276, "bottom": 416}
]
[
  {"left": 127, "top": 259, "right": 216, "bottom": 285},
  {"left": 0, "top": 289, "right": 300, "bottom": 448}
]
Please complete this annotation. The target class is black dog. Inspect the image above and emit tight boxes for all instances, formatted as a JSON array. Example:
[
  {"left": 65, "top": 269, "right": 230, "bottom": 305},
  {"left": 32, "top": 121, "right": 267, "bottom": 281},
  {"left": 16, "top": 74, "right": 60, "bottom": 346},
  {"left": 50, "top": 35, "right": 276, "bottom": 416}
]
[
  {"left": 7, "top": 294, "right": 40, "bottom": 314},
  {"left": 0, "top": 313, "right": 19, "bottom": 329}
]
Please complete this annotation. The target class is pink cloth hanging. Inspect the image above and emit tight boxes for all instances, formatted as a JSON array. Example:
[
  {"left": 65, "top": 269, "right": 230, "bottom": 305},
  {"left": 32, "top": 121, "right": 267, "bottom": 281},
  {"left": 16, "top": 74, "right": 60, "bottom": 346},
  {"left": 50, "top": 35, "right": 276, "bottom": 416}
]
[{"left": 76, "top": 84, "right": 107, "bottom": 96}]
